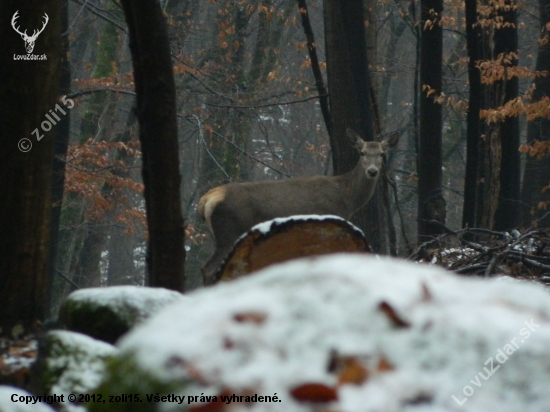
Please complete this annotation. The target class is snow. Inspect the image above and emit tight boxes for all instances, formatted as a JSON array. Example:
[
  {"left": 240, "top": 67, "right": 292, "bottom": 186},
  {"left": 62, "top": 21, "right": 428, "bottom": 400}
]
[
  {"left": 64, "top": 285, "right": 184, "bottom": 326},
  {"left": 114, "top": 254, "right": 550, "bottom": 411},
  {"left": 430, "top": 247, "right": 476, "bottom": 267},
  {"left": 250, "top": 214, "right": 364, "bottom": 236},
  {"left": 1, "top": 339, "right": 37, "bottom": 371},
  {"left": 0, "top": 386, "right": 55, "bottom": 412},
  {"left": 42, "top": 331, "right": 115, "bottom": 397}
]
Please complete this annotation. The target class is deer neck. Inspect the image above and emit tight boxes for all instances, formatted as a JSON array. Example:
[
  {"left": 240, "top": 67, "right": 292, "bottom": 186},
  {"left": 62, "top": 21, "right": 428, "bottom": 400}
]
[{"left": 339, "top": 159, "right": 378, "bottom": 215}]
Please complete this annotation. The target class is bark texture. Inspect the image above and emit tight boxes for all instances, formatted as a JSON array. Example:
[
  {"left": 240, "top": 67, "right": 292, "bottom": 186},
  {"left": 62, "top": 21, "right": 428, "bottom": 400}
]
[
  {"left": 417, "top": 0, "right": 446, "bottom": 240},
  {"left": 0, "top": 0, "right": 60, "bottom": 331},
  {"left": 493, "top": 0, "right": 520, "bottom": 231},
  {"left": 521, "top": 0, "right": 550, "bottom": 228},
  {"left": 120, "top": 0, "right": 185, "bottom": 290},
  {"left": 323, "top": 0, "right": 386, "bottom": 252}
]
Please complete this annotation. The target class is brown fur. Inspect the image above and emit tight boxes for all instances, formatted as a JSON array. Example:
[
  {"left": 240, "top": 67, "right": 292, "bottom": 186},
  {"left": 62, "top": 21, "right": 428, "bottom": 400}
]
[{"left": 199, "top": 129, "right": 400, "bottom": 285}]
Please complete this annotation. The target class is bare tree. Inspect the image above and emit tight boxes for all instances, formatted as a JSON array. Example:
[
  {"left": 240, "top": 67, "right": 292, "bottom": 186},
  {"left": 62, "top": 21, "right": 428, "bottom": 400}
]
[
  {"left": 462, "top": 0, "right": 484, "bottom": 229},
  {"left": 493, "top": 0, "right": 520, "bottom": 231},
  {"left": 120, "top": 0, "right": 185, "bottom": 291},
  {"left": 0, "top": 0, "right": 60, "bottom": 331},
  {"left": 417, "top": 0, "right": 446, "bottom": 241},
  {"left": 323, "top": 0, "right": 387, "bottom": 252}
]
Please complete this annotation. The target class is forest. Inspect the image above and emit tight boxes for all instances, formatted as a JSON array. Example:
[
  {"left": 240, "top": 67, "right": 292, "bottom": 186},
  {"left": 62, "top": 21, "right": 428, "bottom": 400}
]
[
  {"left": 1, "top": 0, "right": 550, "bottom": 410},
  {"left": 3, "top": 0, "right": 550, "bottom": 310}
]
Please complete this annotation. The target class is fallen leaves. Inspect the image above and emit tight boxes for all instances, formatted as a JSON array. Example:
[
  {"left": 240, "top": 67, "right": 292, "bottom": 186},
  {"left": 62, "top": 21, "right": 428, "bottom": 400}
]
[
  {"left": 290, "top": 383, "right": 338, "bottom": 403},
  {"left": 337, "top": 357, "right": 368, "bottom": 385},
  {"left": 233, "top": 312, "right": 267, "bottom": 324},
  {"left": 378, "top": 301, "right": 411, "bottom": 328}
]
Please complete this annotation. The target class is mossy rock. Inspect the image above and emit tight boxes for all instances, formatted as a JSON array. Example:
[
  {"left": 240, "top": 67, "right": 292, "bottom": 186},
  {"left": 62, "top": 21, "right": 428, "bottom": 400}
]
[
  {"left": 82, "top": 255, "right": 550, "bottom": 412},
  {"left": 32, "top": 330, "right": 115, "bottom": 399},
  {"left": 87, "top": 354, "right": 195, "bottom": 412},
  {"left": 58, "top": 286, "right": 184, "bottom": 344}
]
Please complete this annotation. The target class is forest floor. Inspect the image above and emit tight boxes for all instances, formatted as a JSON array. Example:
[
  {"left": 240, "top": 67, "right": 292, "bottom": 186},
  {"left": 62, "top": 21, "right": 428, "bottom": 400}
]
[
  {"left": 410, "top": 227, "right": 550, "bottom": 284},
  {"left": 0, "top": 332, "right": 38, "bottom": 389},
  {"left": 2, "top": 227, "right": 550, "bottom": 392}
]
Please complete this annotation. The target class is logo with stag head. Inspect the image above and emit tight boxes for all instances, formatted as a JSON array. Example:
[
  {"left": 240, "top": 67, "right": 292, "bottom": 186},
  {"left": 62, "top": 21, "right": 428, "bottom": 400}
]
[{"left": 11, "top": 10, "right": 49, "bottom": 54}]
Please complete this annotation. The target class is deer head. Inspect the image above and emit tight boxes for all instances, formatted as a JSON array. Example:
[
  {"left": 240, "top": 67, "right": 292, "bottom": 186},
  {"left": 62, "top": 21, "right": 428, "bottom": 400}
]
[
  {"left": 12, "top": 11, "right": 49, "bottom": 54},
  {"left": 347, "top": 128, "right": 400, "bottom": 180}
]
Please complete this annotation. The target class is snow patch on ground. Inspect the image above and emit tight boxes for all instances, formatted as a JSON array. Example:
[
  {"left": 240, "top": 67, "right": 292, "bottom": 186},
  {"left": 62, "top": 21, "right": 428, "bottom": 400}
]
[
  {"left": 0, "top": 386, "right": 55, "bottom": 412},
  {"left": 116, "top": 254, "right": 550, "bottom": 411}
]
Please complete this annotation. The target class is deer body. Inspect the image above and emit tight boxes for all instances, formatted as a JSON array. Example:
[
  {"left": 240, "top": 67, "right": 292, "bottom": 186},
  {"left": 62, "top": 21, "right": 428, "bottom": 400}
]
[{"left": 199, "top": 129, "right": 399, "bottom": 284}]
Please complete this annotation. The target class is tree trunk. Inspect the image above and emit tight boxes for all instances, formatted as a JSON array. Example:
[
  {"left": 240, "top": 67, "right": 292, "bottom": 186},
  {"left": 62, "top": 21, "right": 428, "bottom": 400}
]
[
  {"left": 120, "top": 0, "right": 185, "bottom": 291},
  {"left": 71, "top": 9, "right": 121, "bottom": 288},
  {"left": 49, "top": 0, "right": 72, "bottom": 315},
  {"left": 363, "top": 0, "right": 378, "bottom": 81},
  {"left": 107, "top": 110, "right": 139, "bottom": 285},
  {"left": 481, "top": 126, "right": 502, "bottom": 228},
  {"left": 0, "top": 0, "right": 59, "bottom": 331},
  {"left": 493, "top": 0, "right": 520, "bottom": 230},
  {"left": 462, "top": 0, "right": 483, "bottom": 229},
  {"left": 378, "top": 19, "right": 407, "bottom": 122},
  {"left": 417, "top": 0, "right": 446, "bottom": 241},
  {"left": 107, "top": 227, "right": 137, "bottom": 285},
  {"left": 323, "top": 0, "right": 386, "bottom": 252},
  {"left": 474, "top": 14, "right": 491, "bottom": 228},
  {"left": 297, "top": 0, "right": 331, "bottom": 135},
  {"left": 521, "top": 0, "right": 550, "bottom": 228}
]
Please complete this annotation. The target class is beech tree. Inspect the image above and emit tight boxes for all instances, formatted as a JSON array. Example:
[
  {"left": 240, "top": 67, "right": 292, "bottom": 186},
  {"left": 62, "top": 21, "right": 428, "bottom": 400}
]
[
  {"left": 462, "top": 0, "right": 485, "bottom": 229},
  {"left": 0, "top": 0, "right": 60, "bottom": 331},
  {"left": 48, "top": 0, "right": 72, "bottom": 313},
  {"left": 521, "top": 0, "right": 550, "bottom": 227},
  {"left": 120, "top": 0, "right": 185, "bottom": 290},
  {"left": 493, "top": 0, "right": 520, "bottom": 231},
  {"left": 462, "top": 0, "right": 522, "bottom": 231},
  {"left": 417, "top": 0, "right": 446, "bottom": 241},
  {"left": 323, "top": 0, "right": 387, "bottom": 253}
]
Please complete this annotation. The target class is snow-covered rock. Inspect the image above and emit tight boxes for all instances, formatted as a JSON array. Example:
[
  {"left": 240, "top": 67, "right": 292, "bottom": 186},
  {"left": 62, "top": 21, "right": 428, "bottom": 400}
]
[
  {"left": 91, "top": 254, "right": 550, "bottom": 411},
  {"left": 0, "top": 386, "right": 56, "bottom": 412},
  {"left": 33, "top": 330, "right": 115, "bottom": 399},
  {"left": 58, "top": 286, "right": 184, "bottom": 343}
]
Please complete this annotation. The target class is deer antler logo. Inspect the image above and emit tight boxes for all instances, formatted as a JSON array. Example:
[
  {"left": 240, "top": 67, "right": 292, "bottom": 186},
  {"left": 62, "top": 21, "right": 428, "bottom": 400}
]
[{"left": 11, "top": 11, "right": 49, "bottom": 54}]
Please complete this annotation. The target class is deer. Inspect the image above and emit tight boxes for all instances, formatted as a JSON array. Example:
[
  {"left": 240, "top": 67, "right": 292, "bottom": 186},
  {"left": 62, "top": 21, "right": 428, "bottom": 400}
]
[
  {"left": 11, "top": 11, "right": 49, "bottom": 54},
  {"left": 198, "top": 128, "right": 400, "bottom": 285}
]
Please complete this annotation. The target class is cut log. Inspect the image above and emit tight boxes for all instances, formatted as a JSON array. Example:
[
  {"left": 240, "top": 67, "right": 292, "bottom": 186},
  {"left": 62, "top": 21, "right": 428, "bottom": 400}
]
[{"left": 216, "top": 215, "right": 370, "bottom": 282}]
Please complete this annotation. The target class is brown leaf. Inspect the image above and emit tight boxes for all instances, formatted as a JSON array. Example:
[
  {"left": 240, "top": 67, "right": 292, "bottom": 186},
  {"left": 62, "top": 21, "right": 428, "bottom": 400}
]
[
  {"left": 421, "top": 282, "right": 432, "bottom": 302},
  {"left": 233, "top": 312, "right": 266, "bottom": 324},
  {"left": 377, "top": 356, "right": 394, "bottom": 372},
  {"left": 290, "top": 383, "right": 338, "bottom": 403},
  {"left": 337, "top": 358, "right": 368, "bottom": 385},
  {"left": 223, "top": 337, "right": 234, "bottom": 349},
  {"left": 379, "top": 301, "right": 410, "bottom": 328}
]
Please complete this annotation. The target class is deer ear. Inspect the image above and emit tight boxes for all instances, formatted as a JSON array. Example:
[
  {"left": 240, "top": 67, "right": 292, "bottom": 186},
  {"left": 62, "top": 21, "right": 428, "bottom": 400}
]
[
  {"left": 346, "top": 128, "right": 364, "bottom": 150},
  {"left": 382, "top": 131, "right": 400, "bottom": 150}
]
